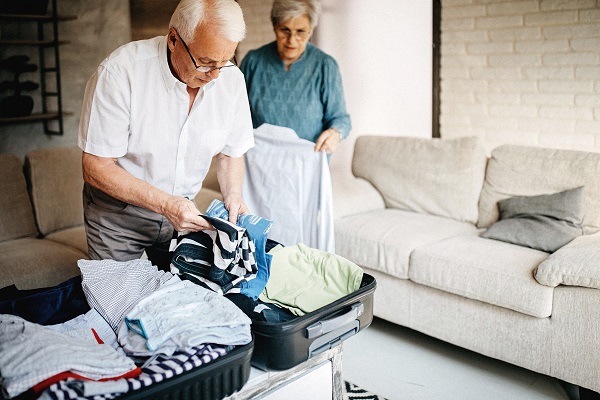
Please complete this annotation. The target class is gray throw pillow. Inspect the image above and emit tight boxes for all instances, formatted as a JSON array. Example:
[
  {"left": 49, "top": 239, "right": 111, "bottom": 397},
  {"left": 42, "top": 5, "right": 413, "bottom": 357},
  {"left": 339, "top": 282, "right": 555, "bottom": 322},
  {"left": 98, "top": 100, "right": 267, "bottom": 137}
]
[{"left": 480, "top": 186, "right": 585, "bottom": 253}]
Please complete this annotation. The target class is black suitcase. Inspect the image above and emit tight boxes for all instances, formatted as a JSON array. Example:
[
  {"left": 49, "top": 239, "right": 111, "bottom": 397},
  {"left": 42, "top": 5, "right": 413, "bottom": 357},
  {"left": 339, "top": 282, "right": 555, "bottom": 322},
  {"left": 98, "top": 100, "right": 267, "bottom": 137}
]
[
  {"left": 250, "top": 273, "right": 376, "bottom": 371},
  {"left": 119, "top": 340, "right": 253, "bottom": 400}
]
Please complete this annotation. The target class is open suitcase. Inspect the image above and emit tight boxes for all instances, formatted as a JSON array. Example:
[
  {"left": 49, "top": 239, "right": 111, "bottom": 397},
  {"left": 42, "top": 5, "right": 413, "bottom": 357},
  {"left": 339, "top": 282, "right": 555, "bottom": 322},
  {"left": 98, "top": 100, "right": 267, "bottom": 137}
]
[
  {"left": 250, "top": 273, "right": 376, "bottom": 371},
  {"left": 0, "top": 277, "right": 254, "bottom": 400}
]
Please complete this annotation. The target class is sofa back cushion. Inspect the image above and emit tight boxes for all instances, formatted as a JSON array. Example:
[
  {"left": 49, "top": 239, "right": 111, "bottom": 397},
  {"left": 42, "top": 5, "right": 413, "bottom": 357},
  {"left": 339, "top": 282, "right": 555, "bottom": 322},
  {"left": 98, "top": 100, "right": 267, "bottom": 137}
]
[
  {"left": 24, "top": 146, "right": 84, "bottom": 236},
  {"left": 352, "top": 136, "right": 487, "bottom": 224},
  {"left": 0, "top": 154, "right": 38, "bottom": 242},
  {"left": 478, "top": 144, "right": 600, "bottom": 234}
]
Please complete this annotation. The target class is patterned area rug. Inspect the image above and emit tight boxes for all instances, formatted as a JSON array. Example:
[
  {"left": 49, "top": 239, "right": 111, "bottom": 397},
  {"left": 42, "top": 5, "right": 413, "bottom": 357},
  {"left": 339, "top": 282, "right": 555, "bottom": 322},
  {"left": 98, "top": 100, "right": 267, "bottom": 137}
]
[{"left": 343, "top": 381, "right": 389, "bottom": 400}]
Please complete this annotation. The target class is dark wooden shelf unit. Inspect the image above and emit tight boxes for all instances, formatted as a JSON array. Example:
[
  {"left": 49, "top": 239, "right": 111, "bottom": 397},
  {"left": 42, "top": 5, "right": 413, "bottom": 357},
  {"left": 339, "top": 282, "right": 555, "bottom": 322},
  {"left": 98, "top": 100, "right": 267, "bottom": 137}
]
[{"left": 0, "top": 0, "right": 75, "bottom": 135}]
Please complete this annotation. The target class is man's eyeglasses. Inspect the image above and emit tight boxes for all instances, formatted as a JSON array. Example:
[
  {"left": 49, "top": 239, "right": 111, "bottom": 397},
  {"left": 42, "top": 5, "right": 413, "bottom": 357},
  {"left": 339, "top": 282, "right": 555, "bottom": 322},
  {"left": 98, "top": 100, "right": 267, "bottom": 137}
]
[
  {"left": 275, "top": 26, "right": 311, "bottom": 41},
  {"left": 174, "top": 29, "right": 236, "bottom": 73}
]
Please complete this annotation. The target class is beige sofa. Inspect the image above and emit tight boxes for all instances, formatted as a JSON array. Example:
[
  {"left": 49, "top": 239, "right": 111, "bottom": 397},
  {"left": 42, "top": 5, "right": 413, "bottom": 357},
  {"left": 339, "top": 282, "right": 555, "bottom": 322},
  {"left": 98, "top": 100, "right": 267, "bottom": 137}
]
[
  {"left": 0, "top": 147, "right": 87, "bottom": 290},
  {"left": 332, "top": 135, "right": 600, "bottom": 394},
  {"left": 0, "top": 146, "right": 222, "bottom": 291}
]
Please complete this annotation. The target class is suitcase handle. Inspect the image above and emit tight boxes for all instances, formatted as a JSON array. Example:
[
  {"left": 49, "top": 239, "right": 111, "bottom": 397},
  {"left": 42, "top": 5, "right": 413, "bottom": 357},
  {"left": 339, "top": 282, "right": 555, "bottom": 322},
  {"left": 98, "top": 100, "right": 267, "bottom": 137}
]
[{"left": 305, "top": 302, "right": 364, "bottom": 339}]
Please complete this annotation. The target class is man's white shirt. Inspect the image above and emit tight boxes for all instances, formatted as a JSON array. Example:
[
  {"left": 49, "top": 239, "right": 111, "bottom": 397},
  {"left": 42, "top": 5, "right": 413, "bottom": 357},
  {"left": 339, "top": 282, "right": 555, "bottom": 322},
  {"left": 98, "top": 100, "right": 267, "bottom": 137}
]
[{"left": 78, "top": 35, "right": 254, "bottom": 199}]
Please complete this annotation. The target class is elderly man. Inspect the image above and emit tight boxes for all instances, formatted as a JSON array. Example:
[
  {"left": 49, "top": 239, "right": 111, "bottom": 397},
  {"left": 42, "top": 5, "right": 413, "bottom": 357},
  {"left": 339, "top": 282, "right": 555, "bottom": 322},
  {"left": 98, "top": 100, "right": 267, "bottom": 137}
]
[{"left": 78, "top": 0, "right": 253, "bottom": 269}]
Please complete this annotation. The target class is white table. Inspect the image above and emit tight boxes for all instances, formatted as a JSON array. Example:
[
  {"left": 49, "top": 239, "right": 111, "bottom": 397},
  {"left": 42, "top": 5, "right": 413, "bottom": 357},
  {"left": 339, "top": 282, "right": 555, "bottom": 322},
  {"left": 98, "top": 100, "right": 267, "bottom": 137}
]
[{"left": 225, "top": 344, "right": 343, "bottom": 400}]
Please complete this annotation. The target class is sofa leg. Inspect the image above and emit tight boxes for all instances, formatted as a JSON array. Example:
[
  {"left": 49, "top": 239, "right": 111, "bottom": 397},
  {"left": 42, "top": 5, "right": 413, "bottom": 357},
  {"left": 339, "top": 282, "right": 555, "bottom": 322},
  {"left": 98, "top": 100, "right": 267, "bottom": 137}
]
[{"left": 580, "top": 387, "right": 600, "bottom": 400}]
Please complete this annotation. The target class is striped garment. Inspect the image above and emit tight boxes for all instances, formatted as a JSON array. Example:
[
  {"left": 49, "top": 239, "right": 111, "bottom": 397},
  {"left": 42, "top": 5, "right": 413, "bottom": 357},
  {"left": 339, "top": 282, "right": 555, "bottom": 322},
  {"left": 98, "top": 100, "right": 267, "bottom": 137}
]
[
  {"left": 204, "top": 199, "right": 274, "bottom": 300},
  {"left": 170, "top": 214, "right": 259, "bottom": 297},
  {"left": 40, "top": 344, "right": 230, "bottom": 400}
]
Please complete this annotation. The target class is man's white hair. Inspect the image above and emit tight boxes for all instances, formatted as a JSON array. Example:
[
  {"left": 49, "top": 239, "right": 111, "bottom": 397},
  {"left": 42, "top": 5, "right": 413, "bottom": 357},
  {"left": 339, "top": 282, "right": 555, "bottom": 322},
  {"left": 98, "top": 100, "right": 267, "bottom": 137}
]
[{"left": 169, "top": 0, "right": 246, "bottom": 43}]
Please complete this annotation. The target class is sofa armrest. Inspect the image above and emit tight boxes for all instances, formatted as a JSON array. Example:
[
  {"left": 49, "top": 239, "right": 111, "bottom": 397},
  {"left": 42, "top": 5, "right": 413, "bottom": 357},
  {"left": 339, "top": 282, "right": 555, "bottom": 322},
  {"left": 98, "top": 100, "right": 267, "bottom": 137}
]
[
  {"left": 332, "top": 175, "right": 385, "bottom": 220},
  {"left": 534, "top": 231, "right": 600, "bottom": 289}
]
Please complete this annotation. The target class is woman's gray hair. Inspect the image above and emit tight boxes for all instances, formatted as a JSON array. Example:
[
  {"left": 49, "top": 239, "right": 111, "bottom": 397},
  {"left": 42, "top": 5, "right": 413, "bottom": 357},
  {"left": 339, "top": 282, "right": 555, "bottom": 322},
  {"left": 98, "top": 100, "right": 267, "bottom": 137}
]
[
  {"left": 169, "top": 0, "right": 246, "bottom": 43},
  {"left": 271, "top": 0, "right": 322, "bottom": 29}
]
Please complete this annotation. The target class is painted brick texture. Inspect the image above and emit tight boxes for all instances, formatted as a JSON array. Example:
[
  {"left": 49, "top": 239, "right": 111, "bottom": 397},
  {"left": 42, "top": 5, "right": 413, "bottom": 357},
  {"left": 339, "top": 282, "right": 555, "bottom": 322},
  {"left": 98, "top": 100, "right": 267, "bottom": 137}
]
[{"left": 441, "top": 0, "right": 600, "bottom": 152}]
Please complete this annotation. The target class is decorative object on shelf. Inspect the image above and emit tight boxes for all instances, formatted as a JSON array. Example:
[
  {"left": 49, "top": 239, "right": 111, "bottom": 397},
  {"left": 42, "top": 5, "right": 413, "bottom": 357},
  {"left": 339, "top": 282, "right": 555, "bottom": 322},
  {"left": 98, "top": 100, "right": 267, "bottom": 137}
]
[
  {"left": 0, "top": 55, "right": 40, "bottom": 118},
  {"left": 0, "top": 0, "right": 49, "bottom": 15},
  {"left": 0, "top": 0, "right": 74, "bottom": 134}
]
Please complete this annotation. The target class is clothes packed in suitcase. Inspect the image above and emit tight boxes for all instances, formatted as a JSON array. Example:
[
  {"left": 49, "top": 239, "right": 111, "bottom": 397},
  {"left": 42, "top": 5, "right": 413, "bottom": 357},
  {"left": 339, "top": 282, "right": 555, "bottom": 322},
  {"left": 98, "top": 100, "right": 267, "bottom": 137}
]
[
  {"left": 0, "top": 197, "right": 375, "bottom": 400},
  {"left": 0, "top": 261, "right": 253, "bottom": 400},
  {"left": 170, "top": 199, "right": 376, "bottom": 371}
]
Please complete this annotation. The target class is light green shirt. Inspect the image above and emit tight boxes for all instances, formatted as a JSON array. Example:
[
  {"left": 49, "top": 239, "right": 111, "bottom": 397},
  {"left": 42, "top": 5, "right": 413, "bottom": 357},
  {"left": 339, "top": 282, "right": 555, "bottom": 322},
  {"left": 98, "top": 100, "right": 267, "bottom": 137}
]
[{"left": 259, "top": 244, "right": 363, "bottom": 316}]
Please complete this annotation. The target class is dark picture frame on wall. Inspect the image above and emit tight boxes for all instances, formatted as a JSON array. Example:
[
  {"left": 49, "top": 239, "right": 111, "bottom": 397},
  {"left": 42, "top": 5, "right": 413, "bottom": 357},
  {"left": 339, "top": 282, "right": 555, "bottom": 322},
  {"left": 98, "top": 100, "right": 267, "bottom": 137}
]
[{"left": 432, "top": 0, "right": 441, "bottom": 138}]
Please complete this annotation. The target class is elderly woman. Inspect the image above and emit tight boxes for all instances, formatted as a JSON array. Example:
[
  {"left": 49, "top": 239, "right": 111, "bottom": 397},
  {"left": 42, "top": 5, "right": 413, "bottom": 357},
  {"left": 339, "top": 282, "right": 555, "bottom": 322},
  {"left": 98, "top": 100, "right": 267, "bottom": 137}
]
[{"left": 240, "top": 0, "right": 351, "bottom": 155}]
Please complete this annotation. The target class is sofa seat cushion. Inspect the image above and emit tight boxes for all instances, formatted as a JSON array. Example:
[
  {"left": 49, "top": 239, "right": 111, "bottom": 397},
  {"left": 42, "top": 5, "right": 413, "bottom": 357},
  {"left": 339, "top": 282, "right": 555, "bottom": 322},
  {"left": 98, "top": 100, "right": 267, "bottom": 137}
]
[
  {"left": 45, "top": 226, "right": 88, "bottom": 255},
  {"left": 335, "top": 209, "right": 478, "bottom": 279},
  {"left": 0, "top": 238, "right": 85, "bottom": 290},
  {"left": 409, "top": 232, "right": 553, "bottom": 318}
]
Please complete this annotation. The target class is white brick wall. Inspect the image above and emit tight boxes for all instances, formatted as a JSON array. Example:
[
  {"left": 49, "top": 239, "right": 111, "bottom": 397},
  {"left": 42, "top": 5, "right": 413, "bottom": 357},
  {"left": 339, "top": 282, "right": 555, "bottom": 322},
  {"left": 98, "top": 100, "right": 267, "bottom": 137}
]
[{"left": 441, "top": 0, "right": 600, "bottom": 153}]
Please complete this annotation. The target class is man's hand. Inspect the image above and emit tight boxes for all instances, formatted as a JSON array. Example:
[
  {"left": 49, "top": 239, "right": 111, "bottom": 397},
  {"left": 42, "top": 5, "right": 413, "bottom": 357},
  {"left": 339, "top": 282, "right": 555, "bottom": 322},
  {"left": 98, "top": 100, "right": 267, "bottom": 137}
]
[
  {"left": 314, "top": 128, "right": 342, "bottom": 154},
  {"left": 223, "top": 192, "right": 250, "bottom": 225},
  {"left": 163, "top": 196, "right": 212, "bottom": 233},
  {"left": 214, "top": 153, "right": 249, "bottom": 224}
]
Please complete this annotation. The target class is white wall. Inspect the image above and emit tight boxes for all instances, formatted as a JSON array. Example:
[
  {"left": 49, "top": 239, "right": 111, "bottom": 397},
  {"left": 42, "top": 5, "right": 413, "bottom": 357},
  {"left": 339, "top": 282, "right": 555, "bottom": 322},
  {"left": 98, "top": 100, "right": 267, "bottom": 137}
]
[
  {"left": 441, "top": 0, "right": 600, "bottom": 154},
  {"left": 316, "top": 1, "right": 432, "bottom": 138},
  {"left": 314, "top": 1, "right": 433, "bottom": 172}
]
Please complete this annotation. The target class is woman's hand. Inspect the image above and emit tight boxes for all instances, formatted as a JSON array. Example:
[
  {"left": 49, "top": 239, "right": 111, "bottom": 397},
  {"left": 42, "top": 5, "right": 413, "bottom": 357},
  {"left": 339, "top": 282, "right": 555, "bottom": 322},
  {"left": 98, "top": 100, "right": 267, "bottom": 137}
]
[{"left": 314, "top": 128, "right": 342, "bottom": 154}]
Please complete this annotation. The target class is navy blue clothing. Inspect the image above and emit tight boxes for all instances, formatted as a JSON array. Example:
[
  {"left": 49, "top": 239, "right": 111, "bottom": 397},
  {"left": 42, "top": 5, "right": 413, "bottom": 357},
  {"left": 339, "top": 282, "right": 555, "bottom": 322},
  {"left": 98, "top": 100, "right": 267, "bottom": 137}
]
[{"left": 0, "top": 276, "right": 90, "bottom": 325}]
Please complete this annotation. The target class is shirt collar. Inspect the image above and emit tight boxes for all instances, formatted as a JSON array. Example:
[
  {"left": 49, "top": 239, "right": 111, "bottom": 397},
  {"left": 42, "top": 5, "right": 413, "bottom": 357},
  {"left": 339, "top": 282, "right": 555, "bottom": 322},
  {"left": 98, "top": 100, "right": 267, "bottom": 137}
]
[
  {"left": 159, "top": 35, "right": 178, "bottom": 92},
  {"left": 158, "top": 35, "right": 216, "bottom": 93}
]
